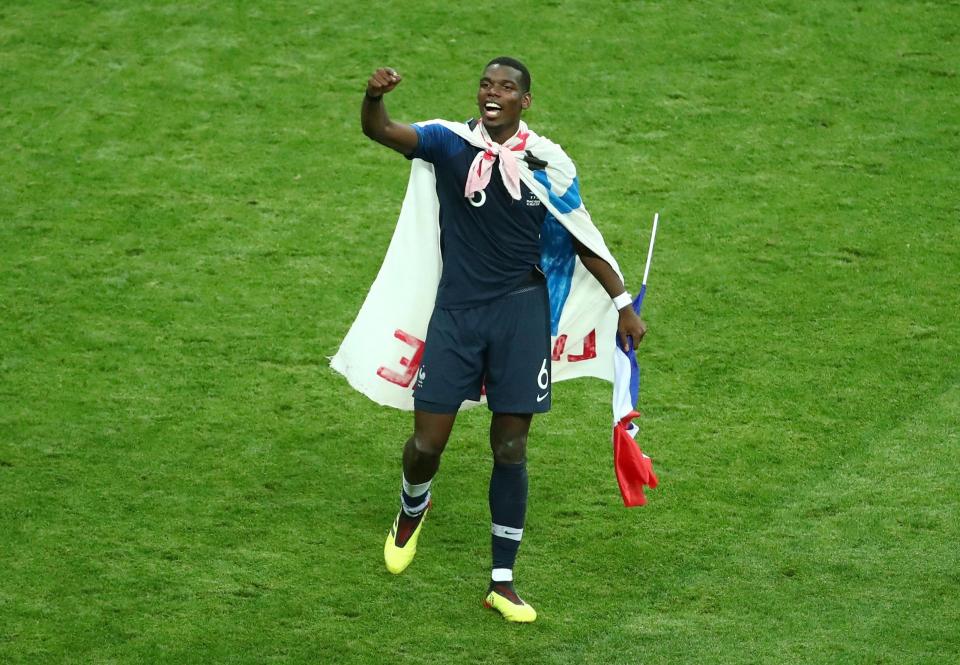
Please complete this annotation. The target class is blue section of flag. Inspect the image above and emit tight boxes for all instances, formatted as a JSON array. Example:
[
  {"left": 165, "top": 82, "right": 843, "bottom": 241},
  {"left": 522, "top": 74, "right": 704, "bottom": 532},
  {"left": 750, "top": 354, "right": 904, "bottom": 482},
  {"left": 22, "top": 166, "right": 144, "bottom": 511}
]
[
  {"left": 628, "top": 346, "right": 641, "bottom": 407},
  {"left": 616, "top": 287, "right": 648, "bottom": 407},
  {"left": 540, "top": 212, "right": 575, "bottom": 335},
  {"left": 533, "top": 171, "right": 583, "bottom": 214},
  {"left": 535, "top": 168, "right": 580, "bottom": 335},
  {"left": 634, "top": 284, "right": 647, "bottom": 315},
  {"left": 628, "top": 287, "right": 646, "bottom": 405}
]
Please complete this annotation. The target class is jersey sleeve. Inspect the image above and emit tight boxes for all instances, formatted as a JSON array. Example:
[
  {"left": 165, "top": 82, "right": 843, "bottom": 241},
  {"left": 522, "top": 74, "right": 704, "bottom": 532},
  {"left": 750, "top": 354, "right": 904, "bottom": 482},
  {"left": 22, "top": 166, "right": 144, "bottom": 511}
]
[{"left": 408, "top": 123, "right": 464, "bottom": 163}]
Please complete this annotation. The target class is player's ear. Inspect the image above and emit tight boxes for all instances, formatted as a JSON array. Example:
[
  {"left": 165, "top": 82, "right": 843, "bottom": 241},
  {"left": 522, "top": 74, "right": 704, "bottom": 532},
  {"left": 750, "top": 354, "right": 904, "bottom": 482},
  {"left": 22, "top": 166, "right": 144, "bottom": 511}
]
[{"left": 521, "top": 92, "right": 531, "bottom": 110}]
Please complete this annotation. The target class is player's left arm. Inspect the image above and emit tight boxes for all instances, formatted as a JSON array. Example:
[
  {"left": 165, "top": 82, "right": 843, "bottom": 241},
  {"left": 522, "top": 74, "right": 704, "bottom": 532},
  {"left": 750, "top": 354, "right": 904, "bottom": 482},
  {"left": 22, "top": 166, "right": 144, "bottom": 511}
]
[{"left": 572, "top": 238, "right": 648, "bottom": 352}]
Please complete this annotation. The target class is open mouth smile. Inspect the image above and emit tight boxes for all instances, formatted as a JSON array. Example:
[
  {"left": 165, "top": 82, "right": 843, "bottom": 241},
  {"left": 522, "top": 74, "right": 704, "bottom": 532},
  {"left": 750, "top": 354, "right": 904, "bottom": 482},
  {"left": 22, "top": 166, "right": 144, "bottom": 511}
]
[{"left": 483, "top": 101, "right": 503, "bottom": 119}]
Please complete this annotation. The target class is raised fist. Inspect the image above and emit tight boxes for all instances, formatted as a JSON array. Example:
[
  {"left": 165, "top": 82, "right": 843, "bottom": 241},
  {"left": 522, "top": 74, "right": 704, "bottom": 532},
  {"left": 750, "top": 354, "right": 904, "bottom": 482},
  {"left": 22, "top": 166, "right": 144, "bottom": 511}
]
[{"left": 367, "top": 67, "right": 402, "bottom": 97}]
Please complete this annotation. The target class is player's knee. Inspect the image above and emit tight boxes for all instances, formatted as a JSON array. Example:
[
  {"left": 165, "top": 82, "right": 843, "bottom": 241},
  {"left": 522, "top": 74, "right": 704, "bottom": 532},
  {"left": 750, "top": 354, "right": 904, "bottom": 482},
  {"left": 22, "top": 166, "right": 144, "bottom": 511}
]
[
  {"left": 491, "top": 436, "right": 527, "bottom": 465},
  {"left": 411, "top": 432, "right": 447, "bottom": 457}
]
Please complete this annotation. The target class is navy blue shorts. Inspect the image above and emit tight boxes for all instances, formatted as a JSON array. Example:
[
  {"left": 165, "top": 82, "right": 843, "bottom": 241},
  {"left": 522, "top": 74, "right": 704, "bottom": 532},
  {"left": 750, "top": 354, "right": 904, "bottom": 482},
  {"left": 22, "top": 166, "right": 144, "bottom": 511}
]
[{"left": 413, "top": 281, "right": 552, "bottom": 414}]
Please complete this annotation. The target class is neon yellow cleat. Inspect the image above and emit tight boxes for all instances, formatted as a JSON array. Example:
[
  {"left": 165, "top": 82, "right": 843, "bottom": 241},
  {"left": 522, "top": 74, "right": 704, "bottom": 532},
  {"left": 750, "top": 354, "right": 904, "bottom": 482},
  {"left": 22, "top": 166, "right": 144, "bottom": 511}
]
[
  {"left": 383, "top": 504, "right": 430, "bottom": 574},
  {"left": 483, "top": 585, "right": 537, "bottom": 623}
]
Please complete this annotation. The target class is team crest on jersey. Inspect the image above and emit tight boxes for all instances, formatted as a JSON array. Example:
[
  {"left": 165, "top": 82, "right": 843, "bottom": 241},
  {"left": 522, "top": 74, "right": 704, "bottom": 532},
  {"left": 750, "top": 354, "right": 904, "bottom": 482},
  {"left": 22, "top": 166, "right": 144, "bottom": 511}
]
[
  {"left": 526, "top": 193, "right": 541, "bottom": 207},
  {"left": 416, "top": 365, "right": 426, "bottom": 388}
]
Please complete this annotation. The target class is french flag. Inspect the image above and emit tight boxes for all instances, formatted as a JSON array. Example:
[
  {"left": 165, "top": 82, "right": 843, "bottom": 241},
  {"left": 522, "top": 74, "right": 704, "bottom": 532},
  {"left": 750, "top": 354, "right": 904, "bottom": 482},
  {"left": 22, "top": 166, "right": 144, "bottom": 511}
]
[
  {"left": 611, "top": 209, "right": 661, "bottom": 507},
  {"left": 612, "top": 286, "right": 658, "bottom": 506}
]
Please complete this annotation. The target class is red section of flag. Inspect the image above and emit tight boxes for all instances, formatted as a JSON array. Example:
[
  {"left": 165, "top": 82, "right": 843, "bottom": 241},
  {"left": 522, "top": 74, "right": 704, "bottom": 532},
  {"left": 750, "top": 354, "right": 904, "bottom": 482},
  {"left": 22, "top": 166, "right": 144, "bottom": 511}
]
[{"left": 612, "top": 410, "right": 658, "bottom": 507}]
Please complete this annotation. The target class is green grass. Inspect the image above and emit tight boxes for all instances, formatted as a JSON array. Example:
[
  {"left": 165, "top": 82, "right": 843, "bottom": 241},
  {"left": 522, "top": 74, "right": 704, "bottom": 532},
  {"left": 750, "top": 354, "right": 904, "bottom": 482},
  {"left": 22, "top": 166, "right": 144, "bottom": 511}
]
[{"left": 2, "top": 1, "right": 958, "bottom": 663}]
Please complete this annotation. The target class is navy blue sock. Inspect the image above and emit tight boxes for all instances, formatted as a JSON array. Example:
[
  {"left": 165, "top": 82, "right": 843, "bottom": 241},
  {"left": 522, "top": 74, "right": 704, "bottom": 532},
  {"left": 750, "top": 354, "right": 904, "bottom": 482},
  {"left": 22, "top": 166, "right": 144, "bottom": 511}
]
[{"left": 489, "top": 461, "right": 528, "bottom": 579}]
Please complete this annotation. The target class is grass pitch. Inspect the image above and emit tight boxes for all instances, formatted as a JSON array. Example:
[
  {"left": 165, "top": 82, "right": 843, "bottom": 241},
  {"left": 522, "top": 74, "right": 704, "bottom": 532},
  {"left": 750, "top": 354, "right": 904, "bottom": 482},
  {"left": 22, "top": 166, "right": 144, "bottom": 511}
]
[{"left": 2, "top": 1, "right": 958, "bottom": 663}]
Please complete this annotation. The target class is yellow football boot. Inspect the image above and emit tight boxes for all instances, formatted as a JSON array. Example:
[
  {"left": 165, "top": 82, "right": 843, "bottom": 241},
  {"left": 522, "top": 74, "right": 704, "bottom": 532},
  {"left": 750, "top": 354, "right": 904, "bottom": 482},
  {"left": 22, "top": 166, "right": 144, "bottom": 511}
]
[
  {"left": 383, "top": 504, "right": 430, "bottom": 574},
  {"left": 483, "top": 584, "right": 537, "bottom": 623}
]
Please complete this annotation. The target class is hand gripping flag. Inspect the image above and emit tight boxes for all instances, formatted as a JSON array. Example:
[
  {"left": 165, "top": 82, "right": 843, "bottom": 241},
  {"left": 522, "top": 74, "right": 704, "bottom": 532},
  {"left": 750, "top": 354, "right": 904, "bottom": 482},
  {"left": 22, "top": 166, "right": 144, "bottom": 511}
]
[{"left": 611, "top": 214, "right": 661, "bottom": 507}]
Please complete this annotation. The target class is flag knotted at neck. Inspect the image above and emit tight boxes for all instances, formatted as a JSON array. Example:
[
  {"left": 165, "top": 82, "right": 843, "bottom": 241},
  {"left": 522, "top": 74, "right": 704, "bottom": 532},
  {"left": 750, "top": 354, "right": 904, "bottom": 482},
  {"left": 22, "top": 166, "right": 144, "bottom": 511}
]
[{"left": 464, "top": 121, "right": 530, "bottom": 201}]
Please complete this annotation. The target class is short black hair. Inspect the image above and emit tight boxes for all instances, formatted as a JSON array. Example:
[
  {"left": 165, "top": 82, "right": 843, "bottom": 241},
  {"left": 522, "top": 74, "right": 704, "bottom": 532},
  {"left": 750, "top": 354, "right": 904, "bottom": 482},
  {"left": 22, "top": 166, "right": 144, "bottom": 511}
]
[{"left": 485, "top": 56, "right": 531, "bottom": 93}]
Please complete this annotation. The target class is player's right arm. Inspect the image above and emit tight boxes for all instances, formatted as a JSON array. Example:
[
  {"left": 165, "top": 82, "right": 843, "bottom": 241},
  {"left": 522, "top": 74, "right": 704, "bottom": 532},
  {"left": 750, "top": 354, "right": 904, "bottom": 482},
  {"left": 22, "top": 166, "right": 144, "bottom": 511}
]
[{"left": 361, "top": 67, "right": 418, "bottom": 155}]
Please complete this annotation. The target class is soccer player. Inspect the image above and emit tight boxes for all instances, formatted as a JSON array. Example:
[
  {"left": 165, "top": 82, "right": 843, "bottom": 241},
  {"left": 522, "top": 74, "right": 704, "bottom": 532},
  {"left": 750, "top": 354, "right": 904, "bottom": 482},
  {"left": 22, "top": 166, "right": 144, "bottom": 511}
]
[{"left": 361, "top": 57, "right": 647, "bottom": 623}]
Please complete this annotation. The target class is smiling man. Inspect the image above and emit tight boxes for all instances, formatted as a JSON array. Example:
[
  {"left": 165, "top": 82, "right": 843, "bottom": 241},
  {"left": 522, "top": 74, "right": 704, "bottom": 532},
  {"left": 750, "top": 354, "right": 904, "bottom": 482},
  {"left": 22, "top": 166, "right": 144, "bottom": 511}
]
[{"left": 360, "top": 57, "right": 647, "bottom": 623}]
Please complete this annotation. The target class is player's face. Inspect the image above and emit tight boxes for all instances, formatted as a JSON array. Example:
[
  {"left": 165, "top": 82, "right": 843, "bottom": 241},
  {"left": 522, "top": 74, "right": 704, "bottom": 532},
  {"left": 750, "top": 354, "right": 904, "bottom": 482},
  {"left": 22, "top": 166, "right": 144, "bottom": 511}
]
[{"left": 477, "top": 64, "right": 531, "bottom": 139}]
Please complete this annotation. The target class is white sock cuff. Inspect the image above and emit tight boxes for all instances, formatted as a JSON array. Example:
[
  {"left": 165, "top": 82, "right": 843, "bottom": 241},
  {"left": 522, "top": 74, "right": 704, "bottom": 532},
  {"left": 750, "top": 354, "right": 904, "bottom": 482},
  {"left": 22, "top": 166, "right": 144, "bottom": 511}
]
[
  {"left": 491, "top": 523, "right": 524, "bottom": 542},
  {"left": 402, "top": 475, "right": 432, "bottom": 498},
  {"left": 491, "top": 568, "right": 513, "bottom": 582}
]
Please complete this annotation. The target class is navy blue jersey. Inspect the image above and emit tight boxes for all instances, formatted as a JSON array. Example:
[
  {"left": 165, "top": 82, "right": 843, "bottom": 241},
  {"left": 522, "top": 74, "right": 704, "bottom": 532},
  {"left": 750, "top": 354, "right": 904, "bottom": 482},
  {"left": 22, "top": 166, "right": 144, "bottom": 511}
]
[{"left": 409, "top": 123, "right": 547, "bottom": 309}]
